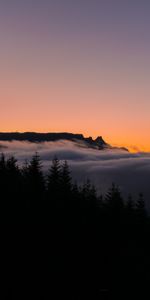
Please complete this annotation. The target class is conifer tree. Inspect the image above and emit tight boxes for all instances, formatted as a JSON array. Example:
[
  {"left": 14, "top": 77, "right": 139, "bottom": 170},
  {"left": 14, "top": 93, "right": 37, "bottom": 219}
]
[
  {"left": 0, "top": 153, "right": 6, "bottom": 171},
  {"left": 72, "top": 181, "right": 80, "bottom": 218},
  {"left": 0, "top": 154, "right": 7, "bottom": 219},
  {"left": 126, "top": 194, "right": 134, "bottom": 211},
  {"left": 47, "top": 157, "right": 61, "bottom": 211},
  {"left": 105, "top": 183, "right": 124, "bottom": 211},
  {"left": 6, "top": 156, "right": 21, "bottom": 221},
  {"left": 25, "top": 153, "right": 45, "bottom": 220},
  {"left": 61, "top": 161, "right": 72, "bottom": 190},
  {"left": 136, "top": 192, "right": 147, "bottom": 221},
  {"left": 126, "top": 194, "right": 135, "bottom": 219},
  {"left": 105, "top": 183, "right": 124, "bottom": 229},
  {"left": 28, "top": 152, "right": 45, "bottom": 194},
  {"left": 47, "top": 157, "right": 61, "bottom": 193},
  {"left": 60, "top": 160, "right": 72, "bottom": 201},
  {"left": 0, "top": 153, "right": 7, "bottom": 188}
]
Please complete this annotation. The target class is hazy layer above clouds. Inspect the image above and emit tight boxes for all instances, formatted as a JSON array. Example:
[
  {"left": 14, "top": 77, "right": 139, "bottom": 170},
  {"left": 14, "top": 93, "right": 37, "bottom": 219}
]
[{"left": 0, "top": 140, "right": 150, "bottom": 208}]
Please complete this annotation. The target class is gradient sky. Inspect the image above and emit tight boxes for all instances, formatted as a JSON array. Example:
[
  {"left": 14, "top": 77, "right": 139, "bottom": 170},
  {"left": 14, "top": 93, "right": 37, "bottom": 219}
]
[{"left": 0, "top": 0, "right": 150, "bottom": 151}]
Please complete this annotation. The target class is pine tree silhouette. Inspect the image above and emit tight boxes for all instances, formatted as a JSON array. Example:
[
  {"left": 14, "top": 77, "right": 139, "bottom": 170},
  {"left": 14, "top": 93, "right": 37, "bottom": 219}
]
[
  {"left": 47, "top": 157, "right": 61, "bottom": 193},
  {"left": 61, "top": 161, "right": 72, "bottom": 192},
  {"left": 25, "top": 153, "right": 45, "bottom": 221},
  {"left": 136, "top": 192, "right": 147, "bottom": 223},
  {"left": 6, "top": 156, "right": 21, "bottom": 222},
  {"left": 105, "top": 183, "right": 124, "bottom": 214},
  {"left": 126, "top": 194, "right": 134, "bottom": 211},
  {"left": 47, "top": 156, "right": 62, "bottom": 220},
  {"left": 60, "top": 160, "right": 72, "bottom": 209},
  {"left": 29, "top": 153, "right": 44, "bottom": 192},
  {"left": 0, "top": 153, "right": 7, "bottom": 220}
]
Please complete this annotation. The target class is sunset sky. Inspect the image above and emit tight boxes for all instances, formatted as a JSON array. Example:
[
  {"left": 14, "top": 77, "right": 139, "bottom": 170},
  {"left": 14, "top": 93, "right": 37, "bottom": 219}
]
[{"left": 0, "top": 1, "right": 150, "bottom": 151}]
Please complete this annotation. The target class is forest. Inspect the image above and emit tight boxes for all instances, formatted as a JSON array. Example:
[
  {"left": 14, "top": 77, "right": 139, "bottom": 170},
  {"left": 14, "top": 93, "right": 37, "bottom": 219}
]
[{"left": 0, "top": 153, "right": 149, "bottom": 299}]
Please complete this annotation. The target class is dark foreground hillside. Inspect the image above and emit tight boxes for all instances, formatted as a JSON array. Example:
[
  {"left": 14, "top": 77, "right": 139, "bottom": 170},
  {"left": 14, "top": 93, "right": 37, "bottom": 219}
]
[{"left": 0, "top": 153, "right": 150, "bottom": 299}]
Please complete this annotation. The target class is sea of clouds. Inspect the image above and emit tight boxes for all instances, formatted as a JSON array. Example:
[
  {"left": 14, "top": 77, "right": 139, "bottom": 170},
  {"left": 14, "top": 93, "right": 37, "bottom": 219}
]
[{"left": 0, "top": 140, "right": 150, "bottom": 208}]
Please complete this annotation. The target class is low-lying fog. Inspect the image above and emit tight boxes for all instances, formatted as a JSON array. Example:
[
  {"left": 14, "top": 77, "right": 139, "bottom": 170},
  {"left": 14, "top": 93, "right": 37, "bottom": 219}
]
[{"left": 0, "top": 140, "right": 150, "bottom": 208}]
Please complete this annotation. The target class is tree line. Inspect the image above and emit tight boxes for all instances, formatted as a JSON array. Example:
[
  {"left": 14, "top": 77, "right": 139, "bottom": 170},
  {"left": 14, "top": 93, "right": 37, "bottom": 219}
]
[
  {"left": 0, "top": 153, "right": 149, "bottom": 299},
  {"left": 0, "top": 153, "right": 147, "bottom": 223}
]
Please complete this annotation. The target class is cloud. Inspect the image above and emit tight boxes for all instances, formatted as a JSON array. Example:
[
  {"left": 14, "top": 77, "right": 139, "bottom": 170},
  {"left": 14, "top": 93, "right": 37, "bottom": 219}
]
[{"left": 0, "top": 140, "right": 150, "bottom": 208}]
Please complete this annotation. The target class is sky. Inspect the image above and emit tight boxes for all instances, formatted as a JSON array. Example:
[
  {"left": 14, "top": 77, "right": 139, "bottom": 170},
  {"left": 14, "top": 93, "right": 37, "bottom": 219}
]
[{"left": 0, "top": 0, "right": 150, "bottom": 151}]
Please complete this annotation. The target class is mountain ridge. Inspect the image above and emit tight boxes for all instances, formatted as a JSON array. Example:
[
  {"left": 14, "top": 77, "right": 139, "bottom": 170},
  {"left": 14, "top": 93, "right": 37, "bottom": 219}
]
[{"left": 0, "top": 132, "right": 128, "bottom": 151}]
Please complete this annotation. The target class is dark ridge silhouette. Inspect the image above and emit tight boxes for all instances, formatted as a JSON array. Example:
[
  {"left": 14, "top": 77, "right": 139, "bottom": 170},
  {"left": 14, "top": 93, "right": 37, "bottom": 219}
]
[
  {"left": 1, "top": 153, "right": 147, "bottom": 299},
  {"left": 0, "top": 131, "right": 84, "bottom": 142},
  {"left": 0, "top": 131, "right": 129, "bottom": 151}
]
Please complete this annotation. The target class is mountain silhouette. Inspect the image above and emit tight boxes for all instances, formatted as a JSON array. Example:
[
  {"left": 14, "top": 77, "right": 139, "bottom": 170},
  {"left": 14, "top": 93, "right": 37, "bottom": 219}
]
[{"left": 0, "top": 132, "right": 128, "bottom": 151}]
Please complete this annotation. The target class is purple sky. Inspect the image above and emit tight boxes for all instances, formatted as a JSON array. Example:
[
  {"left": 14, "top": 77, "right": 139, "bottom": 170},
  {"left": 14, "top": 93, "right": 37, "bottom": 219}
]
[{"left": 0, "top": 1, "right": 150, "bottom": 150}]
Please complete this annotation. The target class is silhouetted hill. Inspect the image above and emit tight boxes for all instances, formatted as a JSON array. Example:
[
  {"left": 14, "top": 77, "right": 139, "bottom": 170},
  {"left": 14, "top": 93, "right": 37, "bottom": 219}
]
[{"left": 0, "top": 132, "right": 128, "bottom": 151}]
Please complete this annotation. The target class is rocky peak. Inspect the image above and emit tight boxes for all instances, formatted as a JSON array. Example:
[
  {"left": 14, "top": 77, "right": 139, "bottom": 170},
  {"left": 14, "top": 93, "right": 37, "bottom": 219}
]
[{"left": 94, "top": 136, "right": 107, "bottom": 145}]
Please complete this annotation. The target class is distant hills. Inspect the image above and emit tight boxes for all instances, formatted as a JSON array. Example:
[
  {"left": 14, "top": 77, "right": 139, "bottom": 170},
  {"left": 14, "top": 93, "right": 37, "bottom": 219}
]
[{"left": 0, "top": 132, "right": 128, "bottom": 151}]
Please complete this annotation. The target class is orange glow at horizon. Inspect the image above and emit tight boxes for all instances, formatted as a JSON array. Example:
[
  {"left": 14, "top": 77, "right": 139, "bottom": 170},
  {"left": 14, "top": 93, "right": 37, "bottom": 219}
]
[
  {"left": 1, "top": 65, "right": 150, "bottom": 153},
  {"left": 0, "top": 123, "right": 150, "bottom": 153}
]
